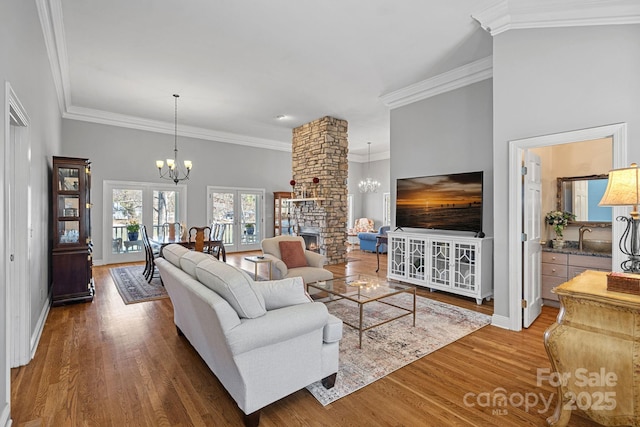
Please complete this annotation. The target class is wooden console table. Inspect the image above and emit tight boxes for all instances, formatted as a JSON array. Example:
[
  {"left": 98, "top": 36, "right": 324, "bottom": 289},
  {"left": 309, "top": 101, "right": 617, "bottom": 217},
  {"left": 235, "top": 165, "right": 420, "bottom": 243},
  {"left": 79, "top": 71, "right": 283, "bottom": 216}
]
[{"left": 544, "top": 270, "right": 640, "bottom": 426}]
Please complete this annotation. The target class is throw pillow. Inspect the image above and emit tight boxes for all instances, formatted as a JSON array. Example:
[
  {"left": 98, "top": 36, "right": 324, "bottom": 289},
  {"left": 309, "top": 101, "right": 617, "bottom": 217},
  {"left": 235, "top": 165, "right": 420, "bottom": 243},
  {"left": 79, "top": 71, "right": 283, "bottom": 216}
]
[
  {"left": 252, "top": 277, "right": 311, "bottom": 310},
  {"left": 279, "top": 241, "right": 308, "bottom": 269}
]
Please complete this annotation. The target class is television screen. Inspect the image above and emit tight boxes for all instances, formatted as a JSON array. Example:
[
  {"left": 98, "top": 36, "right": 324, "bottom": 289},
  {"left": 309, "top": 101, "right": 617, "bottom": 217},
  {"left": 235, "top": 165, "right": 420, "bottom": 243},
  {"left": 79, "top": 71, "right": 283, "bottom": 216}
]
[{"left": 396, "top": 171, "right": 483, "bottom": 232}]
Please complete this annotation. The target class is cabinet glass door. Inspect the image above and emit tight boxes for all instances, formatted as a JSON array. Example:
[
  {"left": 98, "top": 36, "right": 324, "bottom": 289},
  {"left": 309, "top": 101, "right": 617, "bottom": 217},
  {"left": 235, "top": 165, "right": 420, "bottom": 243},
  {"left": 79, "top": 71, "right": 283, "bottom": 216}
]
[
  {"left": 430, "top": 240, "right": 451, "bottom": 286},
  {"left": 407, "top": 238, "right": 427, "bottom": 281},
  {"left": 389, "top": 236, "right": 406, "bottom": 277},
  {"left": 57, "top": 167, "right": 80, "bottom": 191},
  {"left": 453, "top": 243, "right": 477, "bottom": 292}
]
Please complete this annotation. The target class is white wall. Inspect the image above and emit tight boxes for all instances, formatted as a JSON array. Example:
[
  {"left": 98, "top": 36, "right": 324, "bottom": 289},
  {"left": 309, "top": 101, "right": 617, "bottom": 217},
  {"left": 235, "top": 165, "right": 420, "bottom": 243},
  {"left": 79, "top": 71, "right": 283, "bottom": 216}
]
[
  {"left": 389, "top": 78, "right": 494, "bottom": 236},
  {"left": 1, "top": 0, "right": 63, "bottom": 422},
  {"left": 61, "top": 119, "right": 294, "bottom": 262},
  {"left": 493, "top": 24, "right": 640, "bottom": 319}
]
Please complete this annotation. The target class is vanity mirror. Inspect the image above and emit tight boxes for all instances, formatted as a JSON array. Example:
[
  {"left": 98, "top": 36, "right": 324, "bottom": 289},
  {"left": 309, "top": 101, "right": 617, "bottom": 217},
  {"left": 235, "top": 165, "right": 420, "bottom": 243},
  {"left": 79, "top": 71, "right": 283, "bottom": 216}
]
[{"left": 557, "top": 174, "right": 611, "bottom": 224}]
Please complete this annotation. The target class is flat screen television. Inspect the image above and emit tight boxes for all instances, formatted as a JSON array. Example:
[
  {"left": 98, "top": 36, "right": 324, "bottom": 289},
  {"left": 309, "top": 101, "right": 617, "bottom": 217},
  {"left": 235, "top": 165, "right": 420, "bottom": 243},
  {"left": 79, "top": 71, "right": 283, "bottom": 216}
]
[{"left": 395, "top": 171, "right": 483, "bottom": 233}]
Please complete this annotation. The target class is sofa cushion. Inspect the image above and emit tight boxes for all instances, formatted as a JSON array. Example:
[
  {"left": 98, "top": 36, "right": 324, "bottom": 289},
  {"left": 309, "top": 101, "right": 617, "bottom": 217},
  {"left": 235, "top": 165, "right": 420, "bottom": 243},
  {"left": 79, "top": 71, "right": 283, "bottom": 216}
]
[
  {"left": 279, "top": 241, "right": 308, "bottom": 268},
  {"left": 163, "top": 244, "right": 190, "bottom": 267},
  {"left": 180, "top": 251, "right": 215, "bottom": 277},
  {"left": 195, "top": 258, "right": 266, "bottom": 319},
  {"left": 252, "top": 277, "right": 311, "bottom": 310}
]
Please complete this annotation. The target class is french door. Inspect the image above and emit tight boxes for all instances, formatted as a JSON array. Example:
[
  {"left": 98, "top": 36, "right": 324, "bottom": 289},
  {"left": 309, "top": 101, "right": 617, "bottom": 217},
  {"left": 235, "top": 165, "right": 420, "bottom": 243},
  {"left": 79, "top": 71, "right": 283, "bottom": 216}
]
[
  {"left": 104, "top": 181, "right": 187, "bottom": 264},
  {"left": 207, "top": 186, "right": 264, "bottom": 252}
]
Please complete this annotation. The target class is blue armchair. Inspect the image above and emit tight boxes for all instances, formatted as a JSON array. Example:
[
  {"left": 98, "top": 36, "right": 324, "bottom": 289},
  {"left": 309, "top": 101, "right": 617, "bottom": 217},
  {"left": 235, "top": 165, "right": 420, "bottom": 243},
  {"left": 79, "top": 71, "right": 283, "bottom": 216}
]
[{"left": 358, "top": 226, "right": 390, "bottom": 253}]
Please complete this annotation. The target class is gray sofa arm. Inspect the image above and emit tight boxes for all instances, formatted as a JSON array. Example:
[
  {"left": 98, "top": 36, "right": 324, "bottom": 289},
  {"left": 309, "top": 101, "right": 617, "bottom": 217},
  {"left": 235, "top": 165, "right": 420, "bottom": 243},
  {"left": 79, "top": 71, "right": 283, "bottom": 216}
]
[
  {"left": 305, "top": 250, "right": 327, "bottom": 268},
  {"left": 226, "top": 302, "right": 329, "bottom": 355}
]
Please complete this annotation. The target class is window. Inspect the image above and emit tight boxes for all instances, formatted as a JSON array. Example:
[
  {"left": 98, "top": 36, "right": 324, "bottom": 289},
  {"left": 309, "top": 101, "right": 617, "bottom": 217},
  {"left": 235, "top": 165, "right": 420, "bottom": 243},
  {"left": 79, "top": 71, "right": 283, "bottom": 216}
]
[{"left": 383, "top": 192, "right": 391, "bottom": 225}]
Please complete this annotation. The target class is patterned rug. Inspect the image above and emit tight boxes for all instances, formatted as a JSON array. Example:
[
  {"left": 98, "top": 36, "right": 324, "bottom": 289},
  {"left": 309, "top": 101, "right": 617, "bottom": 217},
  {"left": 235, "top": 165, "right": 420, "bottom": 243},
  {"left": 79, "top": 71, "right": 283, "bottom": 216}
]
[
  {"left": 109, "top": 265, "right": 168, "bottom": 304},
  {"left": 306, "top": 293, "right": 491, "bottom": 405}
]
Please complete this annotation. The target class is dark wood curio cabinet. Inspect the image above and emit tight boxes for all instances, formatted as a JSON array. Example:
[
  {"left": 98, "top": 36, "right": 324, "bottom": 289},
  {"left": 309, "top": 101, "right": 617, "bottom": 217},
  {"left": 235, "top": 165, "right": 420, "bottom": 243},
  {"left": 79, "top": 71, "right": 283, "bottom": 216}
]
[{"left": 51, "top": 156, "right": 94, "bottom": 305}]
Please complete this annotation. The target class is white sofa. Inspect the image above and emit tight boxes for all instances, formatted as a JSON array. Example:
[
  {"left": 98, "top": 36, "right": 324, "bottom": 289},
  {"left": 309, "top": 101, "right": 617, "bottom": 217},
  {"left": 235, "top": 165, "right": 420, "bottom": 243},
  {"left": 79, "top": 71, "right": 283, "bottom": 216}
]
[{"left": 155, "top": 244, "right": 342, "bottom": 426}]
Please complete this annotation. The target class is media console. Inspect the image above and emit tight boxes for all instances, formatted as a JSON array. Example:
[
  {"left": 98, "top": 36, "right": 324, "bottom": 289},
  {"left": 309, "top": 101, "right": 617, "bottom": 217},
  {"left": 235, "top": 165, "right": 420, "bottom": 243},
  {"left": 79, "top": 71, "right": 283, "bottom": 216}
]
[{"left": 386, "top": 231, "right": 493, "bottom": 304}]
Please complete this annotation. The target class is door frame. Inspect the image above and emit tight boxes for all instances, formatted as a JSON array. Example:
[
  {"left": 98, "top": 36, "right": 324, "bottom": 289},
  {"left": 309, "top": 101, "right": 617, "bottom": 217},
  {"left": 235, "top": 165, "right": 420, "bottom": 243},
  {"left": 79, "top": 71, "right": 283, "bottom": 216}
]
[
  {"left": 5, "top": 83, "right": 33, "bottom": 369},
  {"left": 507, "top": 123, "right": 627, "bottom": 331}
]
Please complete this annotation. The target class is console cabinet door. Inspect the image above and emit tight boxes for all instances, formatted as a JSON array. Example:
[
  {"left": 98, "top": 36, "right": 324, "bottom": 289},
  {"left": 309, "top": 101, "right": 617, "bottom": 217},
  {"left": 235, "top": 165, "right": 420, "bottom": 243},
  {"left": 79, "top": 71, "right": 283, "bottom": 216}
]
[
  {"left": 429, "top": 239, "right": 453, "bottom": 289},
  {"left": 451, "top": 241, "right": 479, "bottom": 295},
  {"left": 407, "top": 236, "right": 428, "bottom": 282},
  {"left": 388, "top": 234, "right": 407, "bottom": 280}
]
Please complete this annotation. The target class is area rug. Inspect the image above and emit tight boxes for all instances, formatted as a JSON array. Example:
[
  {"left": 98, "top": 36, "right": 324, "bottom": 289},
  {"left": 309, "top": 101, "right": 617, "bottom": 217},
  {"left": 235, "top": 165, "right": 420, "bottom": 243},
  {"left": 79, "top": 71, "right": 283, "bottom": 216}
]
[
  {"left": 306, "top": 293, "right": 491, "bottom": 405},
  {"left": 109, "top": 265, "right": 168, "bottom": 304}
]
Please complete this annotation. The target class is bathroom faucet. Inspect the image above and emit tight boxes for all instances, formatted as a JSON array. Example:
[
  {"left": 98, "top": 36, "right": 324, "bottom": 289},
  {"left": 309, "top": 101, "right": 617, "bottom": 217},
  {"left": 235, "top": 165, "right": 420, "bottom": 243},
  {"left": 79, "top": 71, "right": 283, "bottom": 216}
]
[{"left": 579, "top": 225, "right": 592, "bottom": 251}]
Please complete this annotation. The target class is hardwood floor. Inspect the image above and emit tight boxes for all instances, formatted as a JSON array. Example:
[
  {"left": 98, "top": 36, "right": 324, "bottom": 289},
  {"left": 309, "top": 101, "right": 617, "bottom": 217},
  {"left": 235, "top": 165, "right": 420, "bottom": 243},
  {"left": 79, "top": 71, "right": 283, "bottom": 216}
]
[{"left": 11, "top": 248, "right": 600, "bottom": 426}]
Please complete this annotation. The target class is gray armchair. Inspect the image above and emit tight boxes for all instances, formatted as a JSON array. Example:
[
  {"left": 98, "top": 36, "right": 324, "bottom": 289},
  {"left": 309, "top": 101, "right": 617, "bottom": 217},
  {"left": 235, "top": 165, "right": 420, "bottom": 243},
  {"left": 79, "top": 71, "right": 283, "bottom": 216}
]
[{"left": 261, "top": 235, "right": 333, "bottom": 284}]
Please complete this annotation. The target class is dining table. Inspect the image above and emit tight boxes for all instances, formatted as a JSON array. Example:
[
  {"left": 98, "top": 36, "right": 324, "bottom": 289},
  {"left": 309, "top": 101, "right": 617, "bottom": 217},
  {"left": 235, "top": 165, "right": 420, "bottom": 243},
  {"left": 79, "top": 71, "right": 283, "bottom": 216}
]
[{"left": 150, "top": 235, "right": 226, "bottom": 262}]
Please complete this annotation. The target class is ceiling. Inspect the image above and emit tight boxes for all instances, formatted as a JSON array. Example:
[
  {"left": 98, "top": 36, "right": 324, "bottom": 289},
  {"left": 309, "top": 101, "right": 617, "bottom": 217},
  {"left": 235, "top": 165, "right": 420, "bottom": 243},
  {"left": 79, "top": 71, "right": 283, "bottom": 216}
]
[{"left": 48, "top": 0, "right": 497, "bottom": 160}]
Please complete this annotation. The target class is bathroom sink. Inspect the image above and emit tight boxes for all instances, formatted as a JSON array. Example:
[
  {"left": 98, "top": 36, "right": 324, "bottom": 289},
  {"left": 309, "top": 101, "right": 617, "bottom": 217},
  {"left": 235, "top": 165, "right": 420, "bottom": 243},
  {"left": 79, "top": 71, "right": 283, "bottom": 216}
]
[{"left": 581, "top": 240, "right": 612, "bottom": 254}]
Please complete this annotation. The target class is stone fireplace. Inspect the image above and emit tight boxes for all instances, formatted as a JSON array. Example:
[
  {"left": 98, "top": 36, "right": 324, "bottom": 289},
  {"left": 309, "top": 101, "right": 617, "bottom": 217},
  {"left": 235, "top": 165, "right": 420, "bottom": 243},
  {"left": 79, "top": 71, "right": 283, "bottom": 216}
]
[
  {"left": 299, "top": 226, "right": 320, "bottom": 253},
  {"left": 291, "top": 116, "right": 348, "bottom": 265}
]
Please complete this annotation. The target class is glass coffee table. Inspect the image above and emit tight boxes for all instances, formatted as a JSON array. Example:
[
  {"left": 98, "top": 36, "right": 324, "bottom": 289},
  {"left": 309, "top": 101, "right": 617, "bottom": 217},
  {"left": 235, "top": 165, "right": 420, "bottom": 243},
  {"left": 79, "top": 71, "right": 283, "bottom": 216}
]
[{"left": 307, "top": 274, "right": 416, "bottom": 348}]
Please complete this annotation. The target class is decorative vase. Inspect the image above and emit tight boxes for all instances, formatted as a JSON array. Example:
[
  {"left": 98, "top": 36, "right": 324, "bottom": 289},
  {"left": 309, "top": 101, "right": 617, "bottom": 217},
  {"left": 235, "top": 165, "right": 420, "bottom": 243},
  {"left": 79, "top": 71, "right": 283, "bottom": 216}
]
[
  {"left": 128, "top": 231, "right": 139, "bottom": 241},
  {"left": 552, "top": 239, "right": 564, "bottom": 249}
]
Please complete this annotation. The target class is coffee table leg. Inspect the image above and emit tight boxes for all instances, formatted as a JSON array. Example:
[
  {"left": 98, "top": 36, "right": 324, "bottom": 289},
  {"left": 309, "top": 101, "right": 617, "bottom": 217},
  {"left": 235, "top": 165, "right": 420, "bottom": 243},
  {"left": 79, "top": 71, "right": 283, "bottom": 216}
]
[
  {"left": 413, "top": 287, "right": 416, "bottom": 326},
  {"left": 359, "top": 303, "right": 364, "bottom": 348}
]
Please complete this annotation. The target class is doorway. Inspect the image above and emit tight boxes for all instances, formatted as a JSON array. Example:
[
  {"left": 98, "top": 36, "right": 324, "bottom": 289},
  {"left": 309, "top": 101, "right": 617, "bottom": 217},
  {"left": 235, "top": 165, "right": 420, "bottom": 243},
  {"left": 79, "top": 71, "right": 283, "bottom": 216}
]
[
  {"left": 5, "top": 83, "right": 32, "bottom": 368},
  {"left": 103, "top": 181, "right": 187, "bottom": 264},
  {"left": 508, "top": 123, "right": 627, "bottom": 331},
  {"left": 207, "top": 186, "right": 264, "bottom": 252}
]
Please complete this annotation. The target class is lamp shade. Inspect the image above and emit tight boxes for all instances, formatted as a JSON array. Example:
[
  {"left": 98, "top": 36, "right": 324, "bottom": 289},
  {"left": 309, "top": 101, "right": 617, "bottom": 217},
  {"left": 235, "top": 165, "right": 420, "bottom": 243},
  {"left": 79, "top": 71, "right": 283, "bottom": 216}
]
[{"left": 599, "top": 163, "right": 639, "bottom": 207}]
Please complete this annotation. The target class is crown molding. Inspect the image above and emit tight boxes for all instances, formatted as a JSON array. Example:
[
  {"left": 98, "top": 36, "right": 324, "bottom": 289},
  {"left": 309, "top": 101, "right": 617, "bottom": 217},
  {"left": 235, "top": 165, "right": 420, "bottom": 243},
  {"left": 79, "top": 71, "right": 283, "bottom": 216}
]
[
  {"left": 347, "top": 150, "right": 391, "bottom": 163},
  {"left": 36, "top": 0, "right": 70, "bottom": 114},
  {"left": 64, "top": 106, "right": 292, "bottom": 152},
  {"left": 380, "top": 56, "right": 493, "bottom": 110},
  {"left": 472, "top": 0, "right": 640, "bottom": 36}
]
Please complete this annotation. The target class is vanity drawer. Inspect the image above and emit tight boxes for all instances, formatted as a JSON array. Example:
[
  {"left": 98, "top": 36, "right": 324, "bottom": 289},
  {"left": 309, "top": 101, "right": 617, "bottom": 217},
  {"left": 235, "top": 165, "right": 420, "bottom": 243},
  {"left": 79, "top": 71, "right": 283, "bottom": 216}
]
[
  {"left": 542, "top": 275, "right": 566, "bottom": 300},
  {"left": 542, "top": 263, "right": 568, "bottom": 277},
  {"left": 542, "top": 252, "right": 568, "bottom": 265},
  {"left": 568, "top": 254, "right": 611, "bottom": 270}
]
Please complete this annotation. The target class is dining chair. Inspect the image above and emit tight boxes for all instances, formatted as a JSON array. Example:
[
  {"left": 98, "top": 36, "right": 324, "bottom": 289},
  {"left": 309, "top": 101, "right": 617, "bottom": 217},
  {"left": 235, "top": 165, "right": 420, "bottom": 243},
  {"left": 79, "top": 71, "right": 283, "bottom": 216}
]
[
  {"left": 162, "top": 222, "right": 182, "bottom": 241},
  {"left": 188, "top": 226, "right": 212, "bottom": 253},
  {"left": 210, "top": 223, "right": 227, "bottom": 261},
  {"left": 141, "top": 225, "right": 161, "bottom": 283}
]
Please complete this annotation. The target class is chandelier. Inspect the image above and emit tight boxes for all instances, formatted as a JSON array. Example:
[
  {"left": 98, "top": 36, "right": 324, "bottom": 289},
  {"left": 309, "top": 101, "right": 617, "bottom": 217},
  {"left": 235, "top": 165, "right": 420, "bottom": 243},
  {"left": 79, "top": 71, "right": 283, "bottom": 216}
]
[
  {"left": 359, "top": 142, "right": 381, "bottom": 193},
  {"left": 156, "top": 94, "right": 192, "bottom": 184}
]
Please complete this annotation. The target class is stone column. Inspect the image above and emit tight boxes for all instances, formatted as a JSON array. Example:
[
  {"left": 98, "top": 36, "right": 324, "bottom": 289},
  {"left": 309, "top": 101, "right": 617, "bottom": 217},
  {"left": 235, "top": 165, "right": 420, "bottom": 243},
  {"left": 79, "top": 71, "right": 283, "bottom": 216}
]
[{"left": 291, "top": 116, "right": 348, "bottom": 265}]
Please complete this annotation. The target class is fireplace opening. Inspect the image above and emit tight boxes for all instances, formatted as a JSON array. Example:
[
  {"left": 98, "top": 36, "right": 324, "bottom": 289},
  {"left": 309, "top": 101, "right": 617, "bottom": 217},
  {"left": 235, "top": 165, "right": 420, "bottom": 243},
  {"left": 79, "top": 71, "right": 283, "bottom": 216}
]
[{"left": 299, "top": 227, "right": 320, "bottom": 253}]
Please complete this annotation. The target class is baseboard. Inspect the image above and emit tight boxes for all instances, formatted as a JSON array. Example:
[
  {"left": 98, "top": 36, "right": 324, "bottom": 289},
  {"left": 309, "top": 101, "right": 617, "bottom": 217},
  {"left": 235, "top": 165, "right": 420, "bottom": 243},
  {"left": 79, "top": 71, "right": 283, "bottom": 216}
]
[
  {"left": 491, "top": 313, "right": 513, "bottom": 330},
  {"left": 93, "top": 258, "right": 105, "bottom": 266},
  {"left": 30, "top": 296, "right": 51, "bottom": 360}
]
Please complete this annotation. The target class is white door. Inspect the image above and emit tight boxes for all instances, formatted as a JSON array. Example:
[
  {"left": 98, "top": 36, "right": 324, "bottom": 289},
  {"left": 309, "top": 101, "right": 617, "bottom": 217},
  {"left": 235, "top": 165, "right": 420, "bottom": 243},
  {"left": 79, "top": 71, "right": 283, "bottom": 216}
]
[
  {"left": 573, "top": 180, "right": 588, "bottom": 221},
  {"left": 523, "top": 150, "right": 543, "bottom": 327},
  {"left": 208, "top": 187, "right": 264, "bottom": 252},
  {"left": 104, "top": 181, "right": 187, "bottom": 264}
]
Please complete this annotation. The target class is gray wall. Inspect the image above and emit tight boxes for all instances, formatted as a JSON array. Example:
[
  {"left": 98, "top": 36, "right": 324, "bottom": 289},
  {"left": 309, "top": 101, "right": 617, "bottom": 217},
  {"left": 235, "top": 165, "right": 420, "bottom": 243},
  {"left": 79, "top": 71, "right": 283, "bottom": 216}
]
[
  {"left": 492, "top": 24, "right": 640, "bottom": 319},
  {"left": 390, "top": 78, "right": 494, "bottom": 236},
  {"left": 61, "top": 119, "right": 293, "bottom": 261},
  {"left": 1, "top": 0, "right": 63, "bottom": 418},
  {"left": 345, "top": 158, "right": 392, "bottom": 230}
]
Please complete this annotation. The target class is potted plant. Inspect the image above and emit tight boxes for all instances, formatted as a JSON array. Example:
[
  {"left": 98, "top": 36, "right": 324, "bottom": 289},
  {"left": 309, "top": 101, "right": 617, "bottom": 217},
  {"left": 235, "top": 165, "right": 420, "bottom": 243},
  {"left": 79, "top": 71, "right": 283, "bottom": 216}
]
[
  {"left": 245, "top": 223, "right": 255, "bottom": 235},
  {"left": 545, "top": 210, "right": 575, "bottom": 248},
  {"left": 126, "top": 220, "right": 140, "bottom": 241}
]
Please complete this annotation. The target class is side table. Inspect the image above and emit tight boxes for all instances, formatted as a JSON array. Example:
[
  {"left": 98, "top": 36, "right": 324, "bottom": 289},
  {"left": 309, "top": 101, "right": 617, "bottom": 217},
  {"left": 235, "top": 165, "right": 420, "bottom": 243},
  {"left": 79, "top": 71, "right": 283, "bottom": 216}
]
[
  {"left": 375, "top": 235, "right": 388, "bottom": 272},
  {"left": 244, "top": 256, "right": 272, "bottom": 280}
]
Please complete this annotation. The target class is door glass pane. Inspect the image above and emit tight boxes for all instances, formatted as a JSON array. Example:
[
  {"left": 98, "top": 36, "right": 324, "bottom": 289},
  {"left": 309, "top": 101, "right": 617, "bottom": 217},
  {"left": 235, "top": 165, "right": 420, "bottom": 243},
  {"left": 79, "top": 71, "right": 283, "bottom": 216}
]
[
  {"left": 241, "top": 193, "right": 259, "bottom": 245},
  {"left": 153, "top": 190, "right": 179, "bottom": 240},
  {"left": 211, "top": 191, "right": 235, "bottom": 245},
  {"left": 112, "top": 189, "right": 143, "bottom": 254}
]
